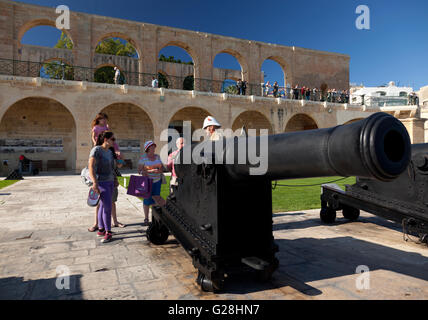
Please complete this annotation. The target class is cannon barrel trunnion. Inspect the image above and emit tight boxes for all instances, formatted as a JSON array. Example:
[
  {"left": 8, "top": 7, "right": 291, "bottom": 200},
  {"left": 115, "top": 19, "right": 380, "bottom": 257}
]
[{"left": 147, "top": 112, "right": 411, "bottom": 292}]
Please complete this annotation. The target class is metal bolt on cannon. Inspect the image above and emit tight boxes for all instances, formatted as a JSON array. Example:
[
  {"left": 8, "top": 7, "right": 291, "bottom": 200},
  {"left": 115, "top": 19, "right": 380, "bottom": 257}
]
[{"left": 146, "top": 112, "right": 411, "bottom": 292}]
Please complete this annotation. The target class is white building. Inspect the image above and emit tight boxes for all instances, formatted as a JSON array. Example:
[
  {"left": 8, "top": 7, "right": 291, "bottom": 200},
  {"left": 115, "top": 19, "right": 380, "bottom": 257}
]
[{"left": 350, "top": 81, "right": 415, "bottom": 107}]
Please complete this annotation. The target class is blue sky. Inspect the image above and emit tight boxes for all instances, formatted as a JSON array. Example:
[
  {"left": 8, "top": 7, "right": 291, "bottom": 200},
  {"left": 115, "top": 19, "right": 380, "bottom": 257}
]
[{"left": 19, "top": 0, "right": 428, "bottom": 90}]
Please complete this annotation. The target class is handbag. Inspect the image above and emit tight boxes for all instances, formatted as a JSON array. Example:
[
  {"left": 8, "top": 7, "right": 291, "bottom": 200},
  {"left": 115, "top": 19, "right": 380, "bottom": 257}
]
[
  {"left": 87, "top": 188, "right": 100, "bottom": 207},
  {"left": 127, "top": 175, "right": 153, "bottom": 199},
  {"left": 81, "top": 167, "right": 98, "bottom": 187}
]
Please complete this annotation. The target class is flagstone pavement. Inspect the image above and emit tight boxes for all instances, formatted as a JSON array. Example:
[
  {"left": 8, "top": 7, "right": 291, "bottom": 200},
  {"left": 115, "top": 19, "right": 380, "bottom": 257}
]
[{"left": 0, "top": 174, "right": 427, "bottom": 300}]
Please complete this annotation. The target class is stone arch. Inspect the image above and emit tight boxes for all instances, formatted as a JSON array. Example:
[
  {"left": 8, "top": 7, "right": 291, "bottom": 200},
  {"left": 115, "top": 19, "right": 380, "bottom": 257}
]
[
  {"left": 285, "top": 114, "right": 318, "bottom": 132},
  {"left": 0, "top": 97, "right": 77, "bottom": 173},
  {"left": 157, "top": 41, "right": 199, "bottom": 72},
  {"left": 343, "top": 118, "right": 364, "bottom": 125},
  {"left": 232, "top": 110, "right": 273, "bottom": 136},
  {"left": 213, "top": 48, "right": 249, "bottom": 81},
  {"left": 99, "top": 103, "right": 155, "bottom": 167},
  {"left": 18, "top": 19, "right": 74, "bottom": 49},
  {"left": 93, "top": 32, "right": 142, "bottom": 59},
  {"left": 261, "top": 55, "right": 291, "bottom": 87}
]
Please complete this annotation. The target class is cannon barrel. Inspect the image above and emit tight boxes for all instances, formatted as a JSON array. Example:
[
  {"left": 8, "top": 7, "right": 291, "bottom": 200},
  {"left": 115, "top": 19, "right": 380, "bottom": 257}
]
[{"left": 217, "top": 112, "right": 411, "bottom": 182}]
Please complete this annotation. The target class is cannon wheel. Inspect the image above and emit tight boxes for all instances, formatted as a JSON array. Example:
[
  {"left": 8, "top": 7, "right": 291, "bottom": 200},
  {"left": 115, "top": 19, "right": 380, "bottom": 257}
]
[
  {"left": 320, "top": 207, "right": 336, "bottom": 223},
  {"left": 146, "top": 220, "right": 169, "bottom": 245},
  {"left": 342, "top": 205, "right": 360, "bottom": 221},
  {"left": 196, "top": 271, "right": 224, "bottom": 292}
]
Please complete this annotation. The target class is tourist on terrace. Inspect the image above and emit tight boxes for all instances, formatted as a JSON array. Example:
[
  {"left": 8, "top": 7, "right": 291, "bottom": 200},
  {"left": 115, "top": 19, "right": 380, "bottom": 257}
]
[
  {"left": 273, "top": 81, "right": 279, "bottom": 98},
  {"left": 151, "top": 77, "right": 159, "bottom": 88},
  {"left": 114, "top": 67, "right": 121, "bottom": 85}
]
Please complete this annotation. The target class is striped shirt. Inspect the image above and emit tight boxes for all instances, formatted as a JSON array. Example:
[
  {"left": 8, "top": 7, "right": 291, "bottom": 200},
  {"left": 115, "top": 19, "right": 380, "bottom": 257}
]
[{"left": 138, "top": 154, "right": 163, "bottom": 183}]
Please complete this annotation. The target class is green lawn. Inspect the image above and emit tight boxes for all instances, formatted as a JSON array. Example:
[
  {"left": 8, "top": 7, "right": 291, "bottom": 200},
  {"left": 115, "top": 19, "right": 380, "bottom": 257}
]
[
  {"left": 271, "top": 176, "right": 356, "bottom": 212},
  {"left": 0, "top": 180, "right": 19, "bottom": 189},
  {"left": 118, "top": 175, "right": 355, "bottom": 212}
]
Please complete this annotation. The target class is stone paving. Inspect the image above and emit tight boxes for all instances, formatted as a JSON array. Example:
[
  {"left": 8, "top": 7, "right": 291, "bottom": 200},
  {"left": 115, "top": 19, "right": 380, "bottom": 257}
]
[{"left": 0, "top": 174, "right": 427, "bottom": 300}]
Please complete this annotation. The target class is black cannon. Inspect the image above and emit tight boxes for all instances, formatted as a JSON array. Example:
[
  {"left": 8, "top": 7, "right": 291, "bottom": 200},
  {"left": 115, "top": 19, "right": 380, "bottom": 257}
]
[
  {"left": 146, "top": 112, "right": 411, "bottom": 292},
  {"left": 320, "top": 143, "right": 428, "bottom": 244}
]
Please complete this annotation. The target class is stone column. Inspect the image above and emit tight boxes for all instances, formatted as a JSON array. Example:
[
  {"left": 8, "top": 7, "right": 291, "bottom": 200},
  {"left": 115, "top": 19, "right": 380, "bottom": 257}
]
[
  {"left": 401, "top": 118, "right": 426, "bottom": 144},
  {"left": 0, "top": 1, "right": 14, "bottom": 60}
]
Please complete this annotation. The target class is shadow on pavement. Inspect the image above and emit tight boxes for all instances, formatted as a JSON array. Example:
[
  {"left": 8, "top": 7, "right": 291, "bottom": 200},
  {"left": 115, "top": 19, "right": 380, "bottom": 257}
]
[{"left": 0, "top": 275, "right": 83, "bottom": 300}]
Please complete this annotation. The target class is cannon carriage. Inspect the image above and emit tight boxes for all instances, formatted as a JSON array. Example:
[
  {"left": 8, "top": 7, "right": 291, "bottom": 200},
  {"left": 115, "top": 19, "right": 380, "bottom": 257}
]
[
  {"left": 320, "top": 143, "right": 428, "bottom": 243},
  {"left": 146, "top": 112, "right": 411, "bottom": 292}
]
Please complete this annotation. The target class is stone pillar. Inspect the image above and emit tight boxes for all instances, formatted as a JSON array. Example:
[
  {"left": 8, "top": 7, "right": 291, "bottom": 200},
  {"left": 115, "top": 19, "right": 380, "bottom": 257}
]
[
  {"left": 401, "top": 118, "right": 426, "bottom": 144},
  {"left": 0, "top": 1, "right": 14, "bottom": 60}
]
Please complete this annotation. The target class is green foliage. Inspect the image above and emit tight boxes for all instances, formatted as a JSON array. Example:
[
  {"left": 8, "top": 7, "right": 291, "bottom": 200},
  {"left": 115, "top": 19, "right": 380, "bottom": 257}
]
[
  {"left": 54, "top": 32, "right": 73, "bottom": 50},
  {"left": 94, "top": 66, "right": 125, "bottom": 84},
  {"left": 158, "top": 73, "right": 169, "bottom": 88},
  {"left": 41, "top": 32, "right": 74, "bottom": 80},
  {"left": 41, "top": 61, "right": 74, "bottom": 80},
  {"left": 159, "top": 54, "right": 193, "bottom": 65},
  {"left": 95, "top": 38, "right": 137, "bottom": 58},
  {"left": 183, "top": 75, "right": 194, "bottom": 90},
  {"left": 224, "top": 85, "right": 238, "bottom": 95}
]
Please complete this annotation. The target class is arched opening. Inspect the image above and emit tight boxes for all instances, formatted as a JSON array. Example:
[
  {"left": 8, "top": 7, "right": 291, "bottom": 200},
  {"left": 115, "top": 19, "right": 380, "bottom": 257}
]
[
  {"left": 18, "top": 24, "right": 73, "bottom": 78},
  {"left": 100, "top": 103, "right": 154, "bottom": 168},
  {"left": 94, "top": 65, "right": 126, "bottom": 84},
  {"left": 232, "top": 111, "right": 273, "bottom": 136},
  {"left": 183, "top": 75, "right": 194, "bottom": 91},
  {"left": 94, "top": 36, "right": 140, "bottom": 85},
  {"left": 261, "top": 59, "right": 286, "bottom": 97},
  {"left": 40, "top": 59, "right": 74, "bottom": 80},
  {"left": 213, "top": 52, "right": 245, "bottom": 94},
  {"left": 285, "top": 114, "right": 318, "bottom": 132},
  {"left": 158, "top": 46, "right": 194, "bottom": 90},
  {"left": 169, "top": 107, "right": 212, "bottom": 140},
  {"left": 20, "top": 24, "right": 73, "bottom": 49},
  {"left": 95, "top": 36, "right": 139, "bottom": 58},
  {"left": 0, "top": 97, "right": 76, "bottom": 174},
  {"left": 343, "top": 118, "right": 364, "bottom": 125}
]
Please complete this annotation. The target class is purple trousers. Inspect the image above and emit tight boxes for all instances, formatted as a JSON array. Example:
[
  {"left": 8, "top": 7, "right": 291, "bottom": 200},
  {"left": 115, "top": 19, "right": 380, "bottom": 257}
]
[{"left": 97, "top": 181, "right": 114, "bottom": 232}]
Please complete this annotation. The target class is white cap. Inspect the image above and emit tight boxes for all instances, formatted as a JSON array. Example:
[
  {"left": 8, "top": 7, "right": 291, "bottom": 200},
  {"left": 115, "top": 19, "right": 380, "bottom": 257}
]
[{"left": 203, "top": 116, "right": 221, "bottom": 129}]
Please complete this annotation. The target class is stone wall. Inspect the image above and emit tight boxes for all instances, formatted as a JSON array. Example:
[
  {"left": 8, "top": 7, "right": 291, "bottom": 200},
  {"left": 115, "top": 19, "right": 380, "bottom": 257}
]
[
  {"left": 0, "top": 97, "right": 76, "bottom": 175},
  {"left": 0, "top": 0, "right": 350, "bottom": 91},
  {"left": 0, "top": 76, "right": 382, "bottom": 175}
]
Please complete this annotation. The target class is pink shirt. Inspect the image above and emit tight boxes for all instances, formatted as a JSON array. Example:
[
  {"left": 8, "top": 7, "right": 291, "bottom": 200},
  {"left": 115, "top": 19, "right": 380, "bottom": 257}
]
[
  {"left": 167, "top": 149, "right": 180, "bottom": 178},
  {"left": 92, "top": 124, "right": 120, "bottom": 155}
]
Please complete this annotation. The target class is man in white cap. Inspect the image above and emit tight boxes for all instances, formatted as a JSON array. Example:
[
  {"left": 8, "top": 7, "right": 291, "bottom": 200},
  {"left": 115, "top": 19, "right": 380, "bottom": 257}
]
[
  {"left": 114, "top": 67, "right": 120, "bottom": 85},
  {"left": 203, "top": 116, "right": 223, "bottom": 141}
]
